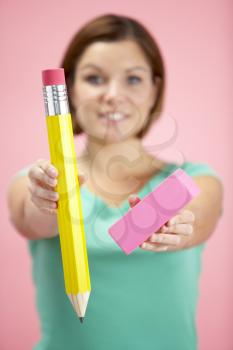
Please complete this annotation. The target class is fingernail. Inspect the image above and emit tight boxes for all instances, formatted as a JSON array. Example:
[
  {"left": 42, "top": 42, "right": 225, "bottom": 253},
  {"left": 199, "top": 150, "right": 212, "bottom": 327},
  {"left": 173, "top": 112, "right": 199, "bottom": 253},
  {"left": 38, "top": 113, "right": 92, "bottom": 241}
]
[
  {"left": 129, "top": 194, "right": 137, "bottom": 200},
  {"left": 49, "top": 178, "right": 57, "bottom": 186},
  {"left": 49, "top": 166, "right": 58, "bottom": 176}
]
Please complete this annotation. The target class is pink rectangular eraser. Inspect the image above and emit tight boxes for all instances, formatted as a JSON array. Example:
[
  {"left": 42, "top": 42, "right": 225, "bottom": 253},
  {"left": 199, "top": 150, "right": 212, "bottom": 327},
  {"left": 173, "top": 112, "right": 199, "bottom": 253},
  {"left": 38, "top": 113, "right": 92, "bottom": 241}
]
[{"left": 108, "top": 168, "right": 200, "bottom": 254}]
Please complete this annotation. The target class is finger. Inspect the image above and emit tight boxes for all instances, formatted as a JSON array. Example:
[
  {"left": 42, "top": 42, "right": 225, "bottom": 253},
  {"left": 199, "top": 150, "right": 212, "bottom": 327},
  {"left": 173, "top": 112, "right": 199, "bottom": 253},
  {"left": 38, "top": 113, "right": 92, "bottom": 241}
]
[
  {"left": 128, "top": 194, "right": 141, "bottom": 207},
  {"left": 161, "top": 223, "right": 193, "bottom": 235},
  {"left": 28, "top": 182, "right": 59, "bottom": 202},
  {"left": 36, "top": 159, "right": 58, "bottom": 179},
  {"left": 31, "top": 195, "right": 58, "bottom": 210},
  {"left": 166, "top": 210, "right": 195, "bottom": 226},
  {"left": 140, "top": 242, "right": 168, "bottom": 252},
  {"left": 38, "top": 206, "right": 57, "bottom": 215},
  {"left": 148, "top": 233, "right": 181, "bottom": 245},
  {"left": 29, "top": 165, "right": 57, "bottom": 189}
]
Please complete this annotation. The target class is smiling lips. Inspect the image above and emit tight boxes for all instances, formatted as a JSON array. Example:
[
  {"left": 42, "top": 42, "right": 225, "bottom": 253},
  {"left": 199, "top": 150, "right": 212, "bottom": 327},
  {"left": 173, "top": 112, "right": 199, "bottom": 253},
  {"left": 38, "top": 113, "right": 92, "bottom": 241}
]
[{"left": 98, "top": 112, "right": 129, "bottom": 123}]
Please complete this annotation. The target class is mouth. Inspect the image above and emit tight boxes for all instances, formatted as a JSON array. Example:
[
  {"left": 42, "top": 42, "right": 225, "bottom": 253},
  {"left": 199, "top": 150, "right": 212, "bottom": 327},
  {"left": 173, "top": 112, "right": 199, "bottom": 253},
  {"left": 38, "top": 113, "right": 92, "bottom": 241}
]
[{"left": 98, "top": 112, "right": 129, "bottom": 124}]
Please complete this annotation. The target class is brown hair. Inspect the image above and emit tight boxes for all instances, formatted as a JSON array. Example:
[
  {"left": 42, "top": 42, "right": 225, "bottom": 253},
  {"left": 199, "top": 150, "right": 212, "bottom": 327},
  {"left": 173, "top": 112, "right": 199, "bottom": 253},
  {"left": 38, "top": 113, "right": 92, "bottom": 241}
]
[{"left": 60, "top": 13, "right": 166, "bottom": 138}]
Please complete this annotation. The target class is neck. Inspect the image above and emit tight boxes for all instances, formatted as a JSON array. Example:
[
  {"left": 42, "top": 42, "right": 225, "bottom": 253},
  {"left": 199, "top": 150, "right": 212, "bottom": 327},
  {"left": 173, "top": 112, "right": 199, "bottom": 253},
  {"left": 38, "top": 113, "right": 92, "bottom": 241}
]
[{"left": 81, "top": 136, "right": 164, "bottom": 181}]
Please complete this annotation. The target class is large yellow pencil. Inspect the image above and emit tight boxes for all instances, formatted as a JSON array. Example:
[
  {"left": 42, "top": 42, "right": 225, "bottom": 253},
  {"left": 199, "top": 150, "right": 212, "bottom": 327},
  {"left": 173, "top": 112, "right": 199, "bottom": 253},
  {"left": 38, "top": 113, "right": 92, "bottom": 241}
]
[{"left": 41, "top": 68, "right": 91, "bottom": 323}]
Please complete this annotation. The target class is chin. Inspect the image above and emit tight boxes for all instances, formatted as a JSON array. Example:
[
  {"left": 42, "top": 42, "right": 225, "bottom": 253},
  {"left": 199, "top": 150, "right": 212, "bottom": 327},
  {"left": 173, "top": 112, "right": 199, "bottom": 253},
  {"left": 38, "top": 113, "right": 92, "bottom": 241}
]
[{"left": 84, "top": 120, "right": 143, "bottom": 143}]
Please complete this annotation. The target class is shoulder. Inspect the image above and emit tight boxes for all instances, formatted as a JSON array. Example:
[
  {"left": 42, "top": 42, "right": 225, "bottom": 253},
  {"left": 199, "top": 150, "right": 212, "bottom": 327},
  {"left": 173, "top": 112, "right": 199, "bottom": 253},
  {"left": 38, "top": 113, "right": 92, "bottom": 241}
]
[
  {"left": 169, "top": 160, "right": 224, "bottom": 216},
  {"left": 180, "top": 161, "right": 221, "bottom": 178},
  {"left": 162, "top": 160, "right": 221, "bottom": 179},
  {"left": 159, "top": 159, "right": 223, "bottom": 195}
]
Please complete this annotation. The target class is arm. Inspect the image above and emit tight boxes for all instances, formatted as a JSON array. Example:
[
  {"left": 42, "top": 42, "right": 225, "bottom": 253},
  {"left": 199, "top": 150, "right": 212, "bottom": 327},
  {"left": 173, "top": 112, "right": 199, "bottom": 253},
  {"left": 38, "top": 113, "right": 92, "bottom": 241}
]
[
  {"left": 7, "top": 175, "right": 58, "bottom": 240},
  {"left": 129, "top": 175, "right": 224, "bottom": 252},
  {"left": 153, "top": 175, "right": 223, "bottom": 251},
  {"left": 181, "top": 175, "right": 224, "bottom": 249}
]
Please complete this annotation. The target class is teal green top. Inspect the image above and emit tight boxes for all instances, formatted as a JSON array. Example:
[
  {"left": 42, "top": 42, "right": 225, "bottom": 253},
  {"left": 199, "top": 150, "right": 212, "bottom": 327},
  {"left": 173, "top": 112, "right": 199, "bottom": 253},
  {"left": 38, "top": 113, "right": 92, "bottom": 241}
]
[{"left": 17, "top": 161, "right": 220, "bottom": 350}]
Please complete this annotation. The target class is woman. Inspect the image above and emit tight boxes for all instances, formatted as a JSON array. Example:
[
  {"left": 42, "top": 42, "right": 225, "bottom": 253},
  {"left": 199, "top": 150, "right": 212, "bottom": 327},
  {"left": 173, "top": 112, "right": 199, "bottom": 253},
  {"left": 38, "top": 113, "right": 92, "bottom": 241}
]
[{"left": 7, "top": 14, "right": 223, "bottom": 350}]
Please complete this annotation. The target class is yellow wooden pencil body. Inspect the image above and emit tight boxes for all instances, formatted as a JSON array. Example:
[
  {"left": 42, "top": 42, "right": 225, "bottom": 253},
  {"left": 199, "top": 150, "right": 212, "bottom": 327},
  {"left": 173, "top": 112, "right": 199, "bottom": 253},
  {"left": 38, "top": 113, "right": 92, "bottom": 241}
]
[
  {"left": 42, "top": 69, "right": 91, "bottom": 321},
  {"left": 46, "top": 114, "right": 91, "bottom": 294}
]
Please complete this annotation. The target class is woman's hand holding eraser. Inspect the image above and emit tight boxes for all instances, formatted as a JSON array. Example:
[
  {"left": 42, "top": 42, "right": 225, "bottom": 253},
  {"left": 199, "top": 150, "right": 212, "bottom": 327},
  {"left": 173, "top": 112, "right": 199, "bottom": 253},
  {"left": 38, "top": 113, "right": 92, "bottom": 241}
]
[{"left": 108, "top": 168, "right": 200, "bottom": 254}]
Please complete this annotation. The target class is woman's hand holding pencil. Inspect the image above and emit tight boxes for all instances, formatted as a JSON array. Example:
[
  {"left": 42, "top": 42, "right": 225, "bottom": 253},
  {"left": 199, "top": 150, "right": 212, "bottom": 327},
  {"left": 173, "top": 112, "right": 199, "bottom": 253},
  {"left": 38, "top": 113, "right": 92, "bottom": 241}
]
[{"left": 27, "top": 158, "right": 87, "bottom": 216}]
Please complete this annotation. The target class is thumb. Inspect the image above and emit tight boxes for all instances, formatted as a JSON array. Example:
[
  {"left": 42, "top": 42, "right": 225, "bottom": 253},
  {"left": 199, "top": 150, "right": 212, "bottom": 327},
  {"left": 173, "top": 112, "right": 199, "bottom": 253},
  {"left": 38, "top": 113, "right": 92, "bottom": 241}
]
[{"left": 128, "top": 193, "right": 141, "bottom": 207}]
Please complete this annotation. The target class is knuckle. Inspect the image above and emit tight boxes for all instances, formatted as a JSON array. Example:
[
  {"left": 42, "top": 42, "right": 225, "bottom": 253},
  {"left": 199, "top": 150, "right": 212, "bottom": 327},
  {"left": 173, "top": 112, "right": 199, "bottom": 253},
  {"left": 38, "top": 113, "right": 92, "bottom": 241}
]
[
  {"left": 44, "top": 190, "right": 52, "bottom": 200},
  {"left": 31, "top": 167, "right": 42, "bottom": 182},
  {"left": 35, "top": 159, "right": 43, "bottom": 168},
  {"left": 27, "top": 183, "right": 32, "bottom": 193},
  {"left": 37, "top": 158, "right": 50, "bottom": 172},
  {"left": 28, "top": 166, "right": 36, "bottom": 179},
  {"left": 45, "top": 163, "right": 58, "bottom": 176},
  {"left": 173, "top": 236, "right": 181, "bottom": 244},
  {"left": 30, "top": 195, "right": 38, "bottom": 206},
  {"left": 156, "top": 234, "right": 164, "bottom": 243},
  {"left": 187, "top": 224, "right": 193, "bottom": 234},
  {"left": 46, "top": 174, "right": 57, "bottom": 187},
  {"left": 41, "top": 207, "right": 56, "bottom": 215},
  {"left": 44, "top": 162, "right": 52, "bottom": 173},
  {"left": 35, "top": 186, "right": 45, "bottom": 199},
  {"left": 37, "top": 170, "right": 45, "bottom": 183},
  {"left": 155, "top": 234, "right": 165, "bottom": 243},
  {"left": 40, "top": 207, "right": 49, "bottom": 214},
  {"left": 29, "top": 180, "right": 37, "bottom": 194},
  {"left": 47, "top": 190, "right": 58, "bottom": 201}
]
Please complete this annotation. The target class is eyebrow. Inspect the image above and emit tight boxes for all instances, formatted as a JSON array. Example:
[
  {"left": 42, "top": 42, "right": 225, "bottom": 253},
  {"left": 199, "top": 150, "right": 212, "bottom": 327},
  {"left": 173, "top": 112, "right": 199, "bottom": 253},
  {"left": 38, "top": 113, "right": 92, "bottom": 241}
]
[{"left": 79, "top": 64, "right": 149, "bottom": 73}]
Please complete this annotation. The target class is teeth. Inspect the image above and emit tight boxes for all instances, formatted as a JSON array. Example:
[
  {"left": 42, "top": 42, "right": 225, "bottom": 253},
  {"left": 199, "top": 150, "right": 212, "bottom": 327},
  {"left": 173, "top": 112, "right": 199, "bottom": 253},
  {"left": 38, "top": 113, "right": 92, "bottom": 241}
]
[{"left": 104, "top": 113, "right": 125, "bottom": 121}]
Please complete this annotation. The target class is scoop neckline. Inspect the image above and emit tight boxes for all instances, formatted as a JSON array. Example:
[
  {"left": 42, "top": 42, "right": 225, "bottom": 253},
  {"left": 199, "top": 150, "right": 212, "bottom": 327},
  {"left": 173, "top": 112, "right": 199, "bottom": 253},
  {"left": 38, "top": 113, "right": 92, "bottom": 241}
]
[{"left": 81, "top": 163, "right": 174, "bottom": 212}]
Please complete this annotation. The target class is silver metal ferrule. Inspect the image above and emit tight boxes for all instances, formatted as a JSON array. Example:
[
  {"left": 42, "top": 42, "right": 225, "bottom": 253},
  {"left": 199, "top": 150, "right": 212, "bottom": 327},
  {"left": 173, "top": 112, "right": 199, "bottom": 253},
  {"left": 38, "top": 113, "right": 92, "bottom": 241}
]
[{"left": 43, "top": 84, "right": 70, "bottom": 116}]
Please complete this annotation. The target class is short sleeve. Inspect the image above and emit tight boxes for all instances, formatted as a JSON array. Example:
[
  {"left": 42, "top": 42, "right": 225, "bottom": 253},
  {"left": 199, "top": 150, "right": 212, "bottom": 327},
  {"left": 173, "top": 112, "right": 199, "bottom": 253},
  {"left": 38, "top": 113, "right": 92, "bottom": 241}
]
[
  {"left": 181, "top": 161, "right": 223, "bottom": 217},
  {"left": 180, "top": 161, "right": 221, "bottom": 179}
]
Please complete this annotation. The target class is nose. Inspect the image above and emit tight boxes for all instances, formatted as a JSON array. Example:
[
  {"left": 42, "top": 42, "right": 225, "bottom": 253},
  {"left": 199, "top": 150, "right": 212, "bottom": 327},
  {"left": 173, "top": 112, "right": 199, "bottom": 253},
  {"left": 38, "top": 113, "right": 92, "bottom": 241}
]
[{"left": 100, "top": 80, "right": 124, "bottom": 104}]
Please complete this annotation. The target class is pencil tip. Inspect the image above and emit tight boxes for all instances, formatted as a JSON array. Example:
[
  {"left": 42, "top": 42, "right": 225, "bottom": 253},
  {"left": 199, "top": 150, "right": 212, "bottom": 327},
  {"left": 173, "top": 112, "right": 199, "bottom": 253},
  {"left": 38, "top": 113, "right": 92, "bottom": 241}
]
[{"left": 79, "top": 317, "right": 84, "bottom": 324}]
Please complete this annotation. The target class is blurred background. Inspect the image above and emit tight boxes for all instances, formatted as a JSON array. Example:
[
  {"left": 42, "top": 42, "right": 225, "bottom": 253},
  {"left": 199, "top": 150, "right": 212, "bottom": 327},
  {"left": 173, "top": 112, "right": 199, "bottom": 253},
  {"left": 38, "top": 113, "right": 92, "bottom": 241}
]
[{"left": 1, "top": 0, "right": 232, "bottom": 349}]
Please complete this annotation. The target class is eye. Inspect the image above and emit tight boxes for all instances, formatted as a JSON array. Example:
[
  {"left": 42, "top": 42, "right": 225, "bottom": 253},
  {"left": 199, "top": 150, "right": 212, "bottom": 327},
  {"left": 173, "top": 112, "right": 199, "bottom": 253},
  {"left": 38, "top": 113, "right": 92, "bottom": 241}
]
[
  {"left": 84, "top": 74, "right": 103, "bottom": 85},
  {"left": 127, "top": 76, "right": 142, "bottom": 85}
]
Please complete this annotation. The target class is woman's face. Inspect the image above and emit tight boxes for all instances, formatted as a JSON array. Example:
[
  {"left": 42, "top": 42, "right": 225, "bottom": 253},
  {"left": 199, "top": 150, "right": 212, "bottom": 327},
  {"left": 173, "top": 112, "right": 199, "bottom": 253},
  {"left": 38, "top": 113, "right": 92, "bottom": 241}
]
[{"left": 71, "top": 40, "right": 159, "bottom": 143}]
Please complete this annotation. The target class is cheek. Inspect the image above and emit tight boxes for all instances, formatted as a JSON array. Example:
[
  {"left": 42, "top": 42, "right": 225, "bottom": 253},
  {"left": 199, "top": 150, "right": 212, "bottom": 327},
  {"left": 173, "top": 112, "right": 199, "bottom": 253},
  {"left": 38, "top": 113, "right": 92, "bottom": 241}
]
[
  {"left": 75, "top": 82, "right": 101, "bottom": 103},
  {"left": 130, "top": 95, "right": 154, "bottom": 122},
  {"left": 129, "top": 85, "right": 155, "bottom": 108},
  {"left": 72, "top": 85, "right": 98, "bottom": 118}
]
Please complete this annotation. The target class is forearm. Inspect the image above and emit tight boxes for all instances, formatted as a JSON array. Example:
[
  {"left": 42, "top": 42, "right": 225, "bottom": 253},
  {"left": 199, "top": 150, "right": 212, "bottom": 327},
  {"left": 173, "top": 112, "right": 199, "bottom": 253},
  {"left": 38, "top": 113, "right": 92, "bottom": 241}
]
[
  {"left": 181, "top": 177, "right": 223, "bottom": 250},
  {"left": 181, "top": 203, "right": 220, "bottom": 250},
  {"left": 21, "top": 190, "right": 58, "bottom": 240}
]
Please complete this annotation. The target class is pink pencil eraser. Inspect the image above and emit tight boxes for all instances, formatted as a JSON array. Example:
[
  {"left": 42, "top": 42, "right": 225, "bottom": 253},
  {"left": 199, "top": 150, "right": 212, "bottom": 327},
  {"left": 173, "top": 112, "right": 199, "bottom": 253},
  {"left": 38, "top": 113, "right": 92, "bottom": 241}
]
[
  {"left": 42, "top": 68, "right": 65, "bottom": 86},
  {"left": 108, "top": 168, "right": 200, "bottom": 255}
]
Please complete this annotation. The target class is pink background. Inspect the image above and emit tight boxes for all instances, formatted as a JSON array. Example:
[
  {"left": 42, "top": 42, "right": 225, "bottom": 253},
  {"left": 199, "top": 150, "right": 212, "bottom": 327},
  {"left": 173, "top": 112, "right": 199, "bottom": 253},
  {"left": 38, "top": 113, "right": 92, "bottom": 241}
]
[{"left": 1, "top": 0, "right": 232, "bottom": 349}]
